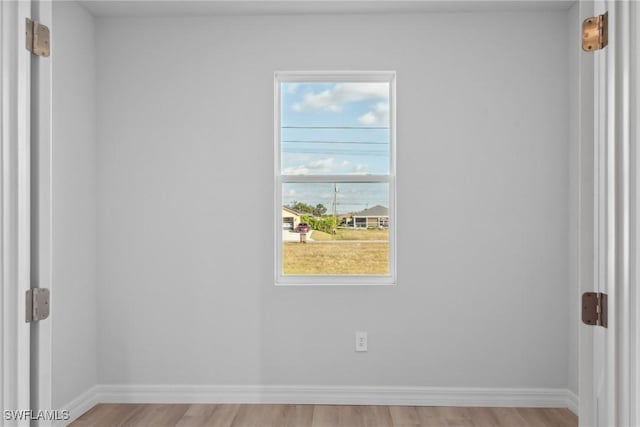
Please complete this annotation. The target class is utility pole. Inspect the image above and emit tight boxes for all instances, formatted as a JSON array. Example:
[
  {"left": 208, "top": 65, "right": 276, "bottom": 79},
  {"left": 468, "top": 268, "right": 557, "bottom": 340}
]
[{"left": 333, "top": 183, "right": 337, "bottom": 235}]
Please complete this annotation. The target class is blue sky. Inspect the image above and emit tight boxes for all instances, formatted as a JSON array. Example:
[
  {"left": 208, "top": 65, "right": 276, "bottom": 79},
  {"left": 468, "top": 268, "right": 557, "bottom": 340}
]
[{"left": 281, "top": 82, "right": 390, "bottom": 214}]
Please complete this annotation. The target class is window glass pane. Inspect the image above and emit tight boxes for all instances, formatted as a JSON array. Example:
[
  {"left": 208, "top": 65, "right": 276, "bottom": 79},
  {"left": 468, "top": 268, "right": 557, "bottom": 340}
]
[
  {"left": 281, "top": 182, "right": 390, "bottom": 276},
  {"left": 281, "top": 82, "right": 390, "bottom": 175}
]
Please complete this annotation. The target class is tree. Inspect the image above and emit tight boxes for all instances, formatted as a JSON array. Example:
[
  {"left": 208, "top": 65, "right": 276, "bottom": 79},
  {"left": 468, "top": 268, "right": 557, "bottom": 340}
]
[
  {"left": 314, "top": 204, "right": 327, "bottom": 216},
  {"left": 288, "top": 201, "right": 326, "bottom": 217}
]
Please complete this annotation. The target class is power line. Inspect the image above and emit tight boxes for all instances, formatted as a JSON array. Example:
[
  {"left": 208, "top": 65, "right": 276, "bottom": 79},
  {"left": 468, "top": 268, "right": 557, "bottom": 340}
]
[
  {"left": 282, "top": 140, "right": 388, "bottom": 145},
  {"left": 282, "top": 150, "right": 388, "bottom": 156},
  {"left": 281, "top": 126, "right": 389, "bottom": 130}
]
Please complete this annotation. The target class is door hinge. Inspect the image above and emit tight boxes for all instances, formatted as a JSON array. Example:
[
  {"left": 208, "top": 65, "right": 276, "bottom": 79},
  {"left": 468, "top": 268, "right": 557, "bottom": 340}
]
[
  {"left": 582, "top": 292, "right": 608, "bottom": 328},
  {"left": 26, "top": 288, "right": 50, "bottom": 323},
  {"left": 25, "top": 18, "right": 50, "bottom": 57},
  {"left": 582, "top": 12, "right": 608, "bottom": 52}
]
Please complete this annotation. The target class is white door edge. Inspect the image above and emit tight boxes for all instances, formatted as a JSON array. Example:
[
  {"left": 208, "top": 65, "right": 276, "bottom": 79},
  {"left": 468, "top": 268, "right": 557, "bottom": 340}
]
[
  {"left": 632, "top": 2, "right": 640, "bottom": 425},
  {"left": 29, "top": 0, "right": 53, "bottom": 422}
]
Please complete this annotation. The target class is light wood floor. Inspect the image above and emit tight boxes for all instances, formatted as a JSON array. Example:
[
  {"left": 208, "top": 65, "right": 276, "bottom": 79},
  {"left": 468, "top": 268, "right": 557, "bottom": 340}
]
[{"left": 69, "top": 404, "right": 578, "bottom": 427}]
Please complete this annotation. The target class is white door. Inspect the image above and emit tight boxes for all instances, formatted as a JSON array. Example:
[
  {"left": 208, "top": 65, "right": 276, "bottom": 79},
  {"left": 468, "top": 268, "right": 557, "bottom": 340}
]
[{"left": 0, "top": 0, "right": 52, "bottom": 426}]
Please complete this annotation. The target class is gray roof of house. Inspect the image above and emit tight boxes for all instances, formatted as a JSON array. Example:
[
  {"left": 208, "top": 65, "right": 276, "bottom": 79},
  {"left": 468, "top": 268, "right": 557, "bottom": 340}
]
[{"left": 352, "top": 205, "right": 388, "bottom": 217}]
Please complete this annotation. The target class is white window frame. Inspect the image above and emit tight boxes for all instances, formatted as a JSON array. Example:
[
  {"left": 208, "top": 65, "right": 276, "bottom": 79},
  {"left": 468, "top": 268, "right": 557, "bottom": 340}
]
[{"left": 274, "top": 71, "right": 397, "bottom": 286}]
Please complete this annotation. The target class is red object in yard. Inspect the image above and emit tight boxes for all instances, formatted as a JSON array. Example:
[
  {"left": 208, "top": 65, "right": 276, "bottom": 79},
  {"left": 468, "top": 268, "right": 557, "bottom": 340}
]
[{"left": 296, "top": 223, "right": 310, "bottom": 233}]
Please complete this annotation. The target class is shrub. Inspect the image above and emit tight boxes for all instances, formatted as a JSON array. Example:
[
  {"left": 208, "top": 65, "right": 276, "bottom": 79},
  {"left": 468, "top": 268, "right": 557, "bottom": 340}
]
[{"left": 301, "top": 215, "right": 338, "bottom": 234}]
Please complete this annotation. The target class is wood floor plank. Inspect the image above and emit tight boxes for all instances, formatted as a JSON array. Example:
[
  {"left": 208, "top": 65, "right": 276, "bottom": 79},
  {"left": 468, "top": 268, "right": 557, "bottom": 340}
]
[
  {"left": 542, "top": 408, "right": 579, "bottom": 427},
  {"left": 388, "top": 406, "right": 421, "bottom": 425},
  {"left": 337, "top": 405, "right": 368, "bottom": 427},
  {"left": 464, "top": 407, "right": 501, "bottom": 427},
  {"left": 174, "top": 405, "right": 220, "bottom": 427},
  {"left": 204, "top": 404, "right": 240, "bottom": 427},
  {"left": 310, "top": 405, "right": 340, "bottom": 427},
  {"left": 112, "top": 404, "right": 150, "bottom": 427},
  {"left": 69, "top": 403, "right": 578, "bottom": 427},
  {"left": 113, "top": 405, "right": 154, "bottom": 427},
  {"left": 330, "top": 405, "right": 394, "bottom": 427},
  {"left": 71, "top": 404, "right": 135, "bottom": 427},
  {"left": 231, "top": 404, "right": 295, "bottom": 427},
  {"left": 415, "top": 406, "right": 472, "bottom": 426},
  {"left": 516, "top": 407, "right": 560, "bottom": 427},
  {"left": 280, "top": 404, "right": 314, "bottom": 427},
  {"left": 359, "top": 405, "right": 393, "bottom": 427},
  {"left": 68, "top": 404, "right": 116, "bottom": 427},
  {"left": 132, "top": 404, "right": 190, "bottom": 427},
  {"left": 444, "top": 419, "right": 475, "bottom": 427},
  {"left": 489, "top": 407, "right": 534, "bottom": 427}
]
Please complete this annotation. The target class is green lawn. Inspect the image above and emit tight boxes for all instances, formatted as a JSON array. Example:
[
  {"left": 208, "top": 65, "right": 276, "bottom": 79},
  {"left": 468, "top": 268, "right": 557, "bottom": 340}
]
[{"left": 283, "top": 241, "right": 389, "bottom": 275}]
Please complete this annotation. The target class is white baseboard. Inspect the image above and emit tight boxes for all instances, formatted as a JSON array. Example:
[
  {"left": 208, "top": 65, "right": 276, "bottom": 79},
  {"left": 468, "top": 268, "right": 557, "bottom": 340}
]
[
  {"left": 56, "top": 386, "right": 99, "bottom": 427},
  {"left": 60, "top": 384, "right": 578, "bottom": 423},
  {"left": 566, "top": 390, "right": 579, "bottom": 415},
  {"left": 87, "top": 384, "right": 574, "bottom": 408}
]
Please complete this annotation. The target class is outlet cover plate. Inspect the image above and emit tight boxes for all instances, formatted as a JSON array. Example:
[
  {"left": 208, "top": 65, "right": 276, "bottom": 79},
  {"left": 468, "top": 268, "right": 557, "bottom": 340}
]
[{"left": 355, "top": 331, "right": 368, "bottom": 352}]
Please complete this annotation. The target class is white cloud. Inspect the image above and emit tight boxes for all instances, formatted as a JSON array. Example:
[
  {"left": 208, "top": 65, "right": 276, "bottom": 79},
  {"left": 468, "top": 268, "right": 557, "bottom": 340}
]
[
  {"left": 284, "top": 158, "right": 337, "bottom": 175},
  {"left": 353, "top": 164, "right": 368, "bottom": 174},
  {"left": 284, "top": 158, "right": 371, "bottom": 175},
  {"left": 358, "top": 112, "right": 377, "bottom": 125},
  {"left": 283, "top": 166, "right": 312, "bottom": 175},
  {"left": 307, "top": 158, "right": 335, "bottom": 170},
  {"left": 286, "top": 83, "right": 300, "bottom": 94},
  {"left": 292, "top": 83, "right": 388, "bottom": 112},
  {"left": 357, "top": 102, "right": 389, "bottom": 126}
]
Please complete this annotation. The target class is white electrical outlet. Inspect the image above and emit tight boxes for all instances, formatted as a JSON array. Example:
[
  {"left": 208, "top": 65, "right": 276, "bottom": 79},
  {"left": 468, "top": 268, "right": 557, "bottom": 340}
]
[{"left": 355, "top": 331, "right": 368, "bottom": 352}]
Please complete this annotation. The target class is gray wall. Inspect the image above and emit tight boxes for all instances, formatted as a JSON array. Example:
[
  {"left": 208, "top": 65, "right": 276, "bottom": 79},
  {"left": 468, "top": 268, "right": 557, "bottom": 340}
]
[
  {"left": 52, "top": 2, "right": 97, "bottom": 407},
  {"left": 95, "top": 10, "right": 571, "bottom": 389}
]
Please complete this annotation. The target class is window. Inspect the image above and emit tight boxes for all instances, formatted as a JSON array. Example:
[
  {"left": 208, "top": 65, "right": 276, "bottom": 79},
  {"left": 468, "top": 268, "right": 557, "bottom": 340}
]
[{"left": 275, "top": 72, "right": 396, "bottom": 285}]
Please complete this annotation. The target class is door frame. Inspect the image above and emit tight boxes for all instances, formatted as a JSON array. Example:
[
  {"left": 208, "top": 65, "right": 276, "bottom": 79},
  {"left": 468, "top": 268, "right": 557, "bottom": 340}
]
[
  {"left": 1, "top": 0, "right": 53, "bottom": 424},
  {"left": 1, "top": 0, "right": 32, "bottom": 424},
  {"left": 629, "top": 1, "right": 640, "bottom": 425},
  {"left": 613, "top": 0, "right": 633, "bottom": 425},
  {"left": 579, "top": 1, "right": 636, "bottom": 425}
]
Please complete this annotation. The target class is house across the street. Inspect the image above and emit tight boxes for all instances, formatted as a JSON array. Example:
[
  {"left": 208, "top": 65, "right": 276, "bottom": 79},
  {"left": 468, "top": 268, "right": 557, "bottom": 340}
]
[
  {"left": 282, "top": 207, "right": 302, "bottom": 230},
  {"left": 349, "top": 205, "right": 389, "bottom": 228}
]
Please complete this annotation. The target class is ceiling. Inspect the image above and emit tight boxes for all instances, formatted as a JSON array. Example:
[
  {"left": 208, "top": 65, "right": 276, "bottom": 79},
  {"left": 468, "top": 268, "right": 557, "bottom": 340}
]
[{"left": 79, "top": 0, "right": 575, "bottom": 17}]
